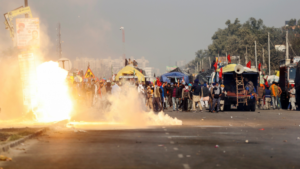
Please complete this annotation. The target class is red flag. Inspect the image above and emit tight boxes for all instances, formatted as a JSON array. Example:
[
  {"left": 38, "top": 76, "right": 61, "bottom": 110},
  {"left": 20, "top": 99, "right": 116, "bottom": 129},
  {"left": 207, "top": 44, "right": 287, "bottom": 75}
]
[
  {"left": 246, "top": 61, "right": 251, "bottom": 68},
  {"left": 156, "top": 77, "right": 162, "bottom": 86},
  {"left": 258, "top": 63, "right": 261, "bottom": 71},
  {"left": 264, "top": 76, "right": 269, "bottom": 88},
  {"left": 214, "top": 61, "right": 218, "bottom": 71},
  {"left": 227, "top": 54, "right": 231, "bottom": 64},
  {"left": 219, "top": 67, "right": 223, "bottom": 79}
]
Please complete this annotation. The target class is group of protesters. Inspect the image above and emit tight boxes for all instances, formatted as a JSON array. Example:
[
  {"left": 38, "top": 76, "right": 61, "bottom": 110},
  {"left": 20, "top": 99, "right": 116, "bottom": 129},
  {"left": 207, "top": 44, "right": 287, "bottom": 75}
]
[
  {"left": 256, "top": 82, "right": 296, "bottom": 111},
  {"left": 70, "top": 78, "right": 123, "bottom": 107},
  {"left": 141, "top": 79, "right": 227, "bottom": 113}
]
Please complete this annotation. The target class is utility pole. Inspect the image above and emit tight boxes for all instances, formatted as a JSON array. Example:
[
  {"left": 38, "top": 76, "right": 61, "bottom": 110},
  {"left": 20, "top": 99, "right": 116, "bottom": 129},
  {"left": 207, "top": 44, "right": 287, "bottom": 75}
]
[
  {"left": 245, "top": 46, "right": 248, "bottom": 65},
  {"left": 25, "top": 0, "right": 28, "bottom": 18},
  {"left": 262, "top": 48, "right": 265, "bottom": 65},
  {"left": 255, "top": 41, "right": 257, "bottom": 68},
  {"left": 57, "top": 23, "right": 62, "bottom": 58},
  {"left": 208, "top": 57, "right": 211, "bottom": 68},
  {"left": 286, "top": 31, "right": 290, "bottom": 64},
  {"left": 268, "top": 32, "right": 271, "bottom": 75}
]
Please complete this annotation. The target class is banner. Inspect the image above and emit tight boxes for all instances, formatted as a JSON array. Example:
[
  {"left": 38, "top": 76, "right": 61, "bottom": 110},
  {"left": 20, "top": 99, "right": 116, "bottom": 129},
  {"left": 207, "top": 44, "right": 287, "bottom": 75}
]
[
  {"left": 8, "top": 6, "right": 32, "bottom": 18},
  {"left": 18, "top": 53, "right": 37, "bottom": 106},
  {"left": 16, "top": 18, "right": 40, "bottom": 48}
]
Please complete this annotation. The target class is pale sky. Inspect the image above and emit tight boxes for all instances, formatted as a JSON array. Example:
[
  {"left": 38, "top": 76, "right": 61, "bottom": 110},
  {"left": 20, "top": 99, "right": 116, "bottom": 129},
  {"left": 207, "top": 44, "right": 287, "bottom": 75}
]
[{"left": 1, "top": 0, "right": 300, "bottom": 73}]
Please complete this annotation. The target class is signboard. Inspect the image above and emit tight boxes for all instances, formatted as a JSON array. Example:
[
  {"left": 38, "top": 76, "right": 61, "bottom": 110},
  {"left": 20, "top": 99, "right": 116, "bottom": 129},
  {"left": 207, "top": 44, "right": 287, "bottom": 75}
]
[
  {"left": 84, "top": 68, "right": 95, "bottom": 78},
  {"left": 16, "top": 18, "right": 39, "bottom": 48},
  {"left": 18, "top": 53, "right": 37, "bottom": 106}
]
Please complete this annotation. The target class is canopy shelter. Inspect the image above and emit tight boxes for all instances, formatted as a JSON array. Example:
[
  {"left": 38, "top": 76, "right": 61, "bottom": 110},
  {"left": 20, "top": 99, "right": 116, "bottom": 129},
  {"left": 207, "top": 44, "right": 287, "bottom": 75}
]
[
  {"left": 216, "top": 64, "right": 258, "bottom": 73},
  {"left": 115, "top": 65, "right": 145, "bottom": 82},
  {"left": 160, "top": 72, "right": 189, "bottom": 84}
]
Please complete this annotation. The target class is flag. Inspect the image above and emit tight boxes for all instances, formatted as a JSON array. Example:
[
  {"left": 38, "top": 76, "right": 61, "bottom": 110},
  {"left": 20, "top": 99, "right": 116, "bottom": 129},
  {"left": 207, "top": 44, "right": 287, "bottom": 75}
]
[
  {"left": 227, "top": 54, "right": 231, "bottom": 64},
  {"left": 156, "top": 77, "right": 162, "bottom": 86},
  {"left": 258, "top": 63, "right": 261, "bottom": 71},
  {"left": 219, "top": 67, "right": 223, "bottom": 80},
  {"left": 214, "top": 61, "right": 218, "bottom": 70},
  {"left": 246, "top": 61, "right": 251, "bottom": 68}
]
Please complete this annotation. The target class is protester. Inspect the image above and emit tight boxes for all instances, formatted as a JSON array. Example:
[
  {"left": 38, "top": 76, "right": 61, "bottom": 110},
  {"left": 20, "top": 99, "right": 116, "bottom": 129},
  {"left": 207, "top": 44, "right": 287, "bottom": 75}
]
[
  {"left": 160, "top": 84, "right": 165, "bottom": 112},
  {"left": 85, "top": 79, "right": 93, "bottom": 107},
  {"left": 188, "top": 83, "right": 193, "bottom": 111},
  {"left": 257, "top": 84, "right": 265, "bottom": 109},
  {"left": 200, "top": 83, "right": 210, "bottom": 109},
  {"left": 276, "top": 83, "right": 282, "bottom": 110},
  {"left": 182, "top": 84, "right": 191, "bottom": 111},
  {"left": 106, "top": 80, "right": 112, "bottom": 94},
  {"left": 146, "top": 86, "right": 153, "bottom": 110},
  {"left": 270, "top": 82, "right": 278, "bottom": 110},
  {"left": 219, "top": 84, "right": 226, "bottom": 111},
  {"left": 171, "top": 83, "right": 179, "bottom": 111},
  {"left": 289, "top": 84, "right": 296, "bottom": 111},
  {"left": 191, "top": 79, "right": 202, "bottom": 112},
  {"left": 264, "top": 86, "right": 271, "bottom": 110},
  {"left": 211, "top": 82, "right": 221, "bottom": 113},
  {"left": 153, "top": 82, "right": 162, "bottom": 112}
]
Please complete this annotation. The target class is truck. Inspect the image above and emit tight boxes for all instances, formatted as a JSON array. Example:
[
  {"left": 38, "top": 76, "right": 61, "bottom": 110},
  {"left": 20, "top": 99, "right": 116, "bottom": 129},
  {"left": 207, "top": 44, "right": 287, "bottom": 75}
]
[{"left": 211, "top": 64, "right": 259, "bottom": 111}]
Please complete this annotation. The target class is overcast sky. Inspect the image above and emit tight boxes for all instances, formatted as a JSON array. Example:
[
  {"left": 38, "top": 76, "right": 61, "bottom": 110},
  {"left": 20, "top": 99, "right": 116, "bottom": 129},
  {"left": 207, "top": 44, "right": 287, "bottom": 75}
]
[{"left": 1, "top": 0, "right": 300, "bottom": 73}]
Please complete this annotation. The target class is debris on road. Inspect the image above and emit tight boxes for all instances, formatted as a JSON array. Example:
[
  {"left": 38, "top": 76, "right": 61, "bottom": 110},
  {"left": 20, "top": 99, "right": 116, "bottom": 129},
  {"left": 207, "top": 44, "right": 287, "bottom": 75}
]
[
  {"left": 259, "top": 128, "right": 265, "bottom": 130},
  {"left": 245, "top": 140, "right": 249, "bottom": 143},
  {"left": 215, "top": 145, "right": 219, "bottom": 148},
  {"left": 283, "top": 140, "right": 287, "bottom": 142},
  {"left": 0, "top": 155, "right": 12, "bottom": 161}
]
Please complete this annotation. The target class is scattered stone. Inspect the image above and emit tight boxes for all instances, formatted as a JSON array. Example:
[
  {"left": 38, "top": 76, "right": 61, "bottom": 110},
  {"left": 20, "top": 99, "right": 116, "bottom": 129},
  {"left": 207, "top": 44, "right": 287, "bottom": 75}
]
[{"left": 245, "top": 140, "right": 249, "bottom": 143}]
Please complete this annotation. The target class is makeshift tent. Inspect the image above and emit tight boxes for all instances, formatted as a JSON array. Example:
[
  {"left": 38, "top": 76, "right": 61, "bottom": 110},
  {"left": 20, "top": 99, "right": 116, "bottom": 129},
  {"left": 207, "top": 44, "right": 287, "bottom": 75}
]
[
  {"left": 169, "top": 67, "right": 193, "bottom": 83},
  {"left": 115, "top": 65, "right": 145, "bottom": 82},
  {"left": 160, "top": 72, "right": 189, "bottom": 84},
  {"left": 196, "top": 69, "right": 214, "bottom": 83}
]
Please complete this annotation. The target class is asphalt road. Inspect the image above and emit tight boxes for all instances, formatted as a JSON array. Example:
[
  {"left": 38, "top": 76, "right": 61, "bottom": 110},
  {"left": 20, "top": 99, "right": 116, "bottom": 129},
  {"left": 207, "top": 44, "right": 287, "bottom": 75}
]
[{"left": 1, "top": 109, "right": 300, "bottom": 169}]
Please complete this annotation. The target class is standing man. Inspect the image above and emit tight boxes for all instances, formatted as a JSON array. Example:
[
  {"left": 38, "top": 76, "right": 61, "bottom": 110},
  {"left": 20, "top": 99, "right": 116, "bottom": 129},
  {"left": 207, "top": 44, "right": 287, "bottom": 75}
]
[
  {"left": 153, "top": 82, "right": 162, "bottom": 112},
  {"left": 146, "top": 86, "right": 153, "bottom": 110},
  {"left": 289, "top": 84, "right": 296, "bottom": 111},
  {"left": 171, "top": 83, "right": 178, "bottom": 111},
  {"left": 219, "top": 84, "right": 226, "bottom": 112},
  {"left": 191, "top": 79, "right": 202, "bottom": 112},
  {"left": 264, "top": 86, "right": 271, "bottom": 110},
  {"left": 270, "top": 82, "right": 278, "bottom": 110},
  {"left": 257, "top": 84, "right": 265, "bottom": 109},
  {"left": 211, "top": 82, "right": 222, "bottom": 113},
  {"left": 276, "top": 83, "right": 282, "bottom": 110}
]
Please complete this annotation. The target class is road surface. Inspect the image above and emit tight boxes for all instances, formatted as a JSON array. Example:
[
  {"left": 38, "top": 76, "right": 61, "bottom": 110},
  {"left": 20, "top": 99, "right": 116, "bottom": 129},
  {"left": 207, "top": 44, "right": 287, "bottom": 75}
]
[{"left": 1, "top": 109, "right": 300, "bottom": 169}]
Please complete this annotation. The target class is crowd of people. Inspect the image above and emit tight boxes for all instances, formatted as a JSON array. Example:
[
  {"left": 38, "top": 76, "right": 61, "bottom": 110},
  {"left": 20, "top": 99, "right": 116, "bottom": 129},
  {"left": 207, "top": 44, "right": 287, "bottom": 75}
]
[
  {"left": 256, "top": 82, "right": 297, "bottom": 111},
  {"left": 69, "top": 76, "right": 297, "bottom": 112},
  {"left": 142, "top": 79, "right": 227, "bottom": 113}
]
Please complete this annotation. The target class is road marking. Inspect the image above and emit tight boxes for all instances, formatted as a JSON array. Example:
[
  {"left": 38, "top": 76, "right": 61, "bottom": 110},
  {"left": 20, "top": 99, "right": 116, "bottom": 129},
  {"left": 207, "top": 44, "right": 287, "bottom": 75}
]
[
  {"left": 170, "top": 141, "right": 174, "bottom": 144},
  {"left": 173, "top": 147, "right": 178, "bottom": 151},
  {"left": 165, "top": 133, "right": 169, "bottom": 135},
  {"left": 178, "top": 154, "right": 183, "bottom": 158},
  {"left": 168, "top": 137, "right": 172, "bottom": 139},
  {"left": 183, "top": 164, "right": 190, "bottom": 169}
]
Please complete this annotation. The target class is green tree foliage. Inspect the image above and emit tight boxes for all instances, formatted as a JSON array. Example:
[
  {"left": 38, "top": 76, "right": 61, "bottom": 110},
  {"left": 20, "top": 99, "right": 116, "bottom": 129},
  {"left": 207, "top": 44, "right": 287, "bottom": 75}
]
[{"left": 187, "top": 17, "right": 300, "bottom": 74}]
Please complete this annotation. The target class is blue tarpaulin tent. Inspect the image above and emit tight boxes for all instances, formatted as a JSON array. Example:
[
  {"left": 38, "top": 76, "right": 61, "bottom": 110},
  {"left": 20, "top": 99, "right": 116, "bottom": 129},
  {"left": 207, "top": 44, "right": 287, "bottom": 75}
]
[{"left": 160, "top": 72, "right": 189, "bottom": 84}]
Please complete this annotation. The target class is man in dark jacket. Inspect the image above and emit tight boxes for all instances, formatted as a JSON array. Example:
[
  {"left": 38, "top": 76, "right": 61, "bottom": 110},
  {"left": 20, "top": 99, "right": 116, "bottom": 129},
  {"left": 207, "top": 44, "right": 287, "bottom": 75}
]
[
  {"left": 211, "top": 82, "right": 221, "bottom": 113},
  {"left": 191, "top": 79, "right": 202, "bottom": 112},
  {"left": 170, "top": 83, "right": 179, "bottom": 111}
]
